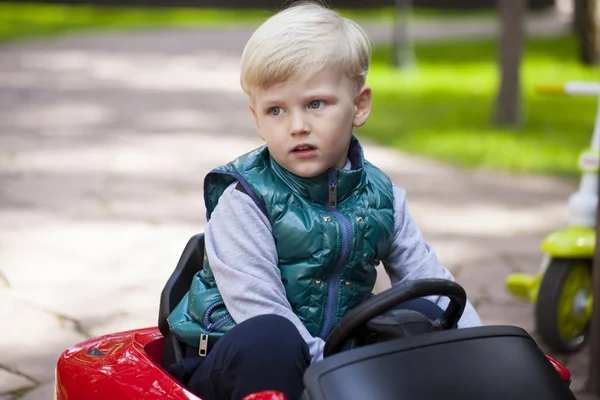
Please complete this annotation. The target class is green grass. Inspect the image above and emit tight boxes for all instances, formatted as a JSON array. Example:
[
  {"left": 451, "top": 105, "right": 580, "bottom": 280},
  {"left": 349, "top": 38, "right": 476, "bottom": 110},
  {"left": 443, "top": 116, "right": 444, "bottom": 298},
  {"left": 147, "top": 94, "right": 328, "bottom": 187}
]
[
  {"left": 0, "top": 3, "right": 271, "bottom": 42},
  {"left": 341, "top": 6, "right": 495, "bottom": 25},
  {"left": 0, "top": 2, "right": 498, "bottom": 43},
  {"left": 360, "top": 35, "right": 600, "bottom": 178}
]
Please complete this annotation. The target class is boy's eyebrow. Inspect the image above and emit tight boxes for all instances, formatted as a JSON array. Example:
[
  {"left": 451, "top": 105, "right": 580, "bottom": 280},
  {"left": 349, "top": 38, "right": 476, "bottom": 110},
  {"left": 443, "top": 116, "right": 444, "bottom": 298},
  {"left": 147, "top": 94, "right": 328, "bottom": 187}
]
[
  {"left": 261, "top": 90, "right": 339, "bottom": 104},
  {"left": 257, "top": 98, "right": 285, "bottom": 109},
  {"left": 302, "top": 90, "right": 339, "bottom": 100}
]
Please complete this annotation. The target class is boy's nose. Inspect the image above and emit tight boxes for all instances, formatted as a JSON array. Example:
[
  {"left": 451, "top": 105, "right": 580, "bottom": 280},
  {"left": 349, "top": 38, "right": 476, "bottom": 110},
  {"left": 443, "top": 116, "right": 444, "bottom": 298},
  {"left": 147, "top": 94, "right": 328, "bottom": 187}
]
[{"left": 290, "top": 112, "right": 310, "bottom": 136}]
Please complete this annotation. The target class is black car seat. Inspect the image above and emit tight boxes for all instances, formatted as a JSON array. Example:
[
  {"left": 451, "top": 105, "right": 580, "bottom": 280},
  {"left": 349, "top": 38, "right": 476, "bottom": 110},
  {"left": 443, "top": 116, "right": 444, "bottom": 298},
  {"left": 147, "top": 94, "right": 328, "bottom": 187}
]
[{"left": 158, "top": 233, "right": 205, "bottom": 369}]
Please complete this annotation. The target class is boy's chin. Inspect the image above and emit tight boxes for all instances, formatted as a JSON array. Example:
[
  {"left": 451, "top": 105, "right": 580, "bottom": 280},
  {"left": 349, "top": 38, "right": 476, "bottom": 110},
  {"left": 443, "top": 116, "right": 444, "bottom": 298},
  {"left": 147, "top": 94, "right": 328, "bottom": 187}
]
[
  {"left": 286, "top": 164, "right": 328, "bottom": 179},
  {"left": 289, "top": 169, "right": 323, "bottom": 179}
]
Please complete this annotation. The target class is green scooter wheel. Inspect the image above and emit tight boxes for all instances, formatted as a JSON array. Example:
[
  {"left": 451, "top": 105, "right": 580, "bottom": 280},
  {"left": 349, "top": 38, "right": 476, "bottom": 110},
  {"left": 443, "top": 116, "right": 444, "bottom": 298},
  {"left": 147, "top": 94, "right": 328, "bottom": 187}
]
[{"left": 535, "top": 258, "right": 592, "bottom": 353}]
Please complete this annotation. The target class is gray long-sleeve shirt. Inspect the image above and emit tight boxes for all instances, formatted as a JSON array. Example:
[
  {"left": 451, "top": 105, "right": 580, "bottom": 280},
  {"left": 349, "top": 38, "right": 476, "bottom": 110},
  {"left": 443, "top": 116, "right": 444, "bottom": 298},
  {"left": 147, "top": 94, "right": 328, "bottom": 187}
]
[{"left": 205, "top": 177, "right": 482, "bottom": 364}]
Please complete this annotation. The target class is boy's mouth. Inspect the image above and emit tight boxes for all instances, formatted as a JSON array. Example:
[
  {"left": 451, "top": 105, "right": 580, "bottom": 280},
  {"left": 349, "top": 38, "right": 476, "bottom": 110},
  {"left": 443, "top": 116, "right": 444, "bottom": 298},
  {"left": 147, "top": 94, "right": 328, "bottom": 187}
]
[
  {"left": 291, "top": 144, "right": 318, "bottom": 158},
  {"left": 292, "top": 144, "right": 317, "bottom": 152}
]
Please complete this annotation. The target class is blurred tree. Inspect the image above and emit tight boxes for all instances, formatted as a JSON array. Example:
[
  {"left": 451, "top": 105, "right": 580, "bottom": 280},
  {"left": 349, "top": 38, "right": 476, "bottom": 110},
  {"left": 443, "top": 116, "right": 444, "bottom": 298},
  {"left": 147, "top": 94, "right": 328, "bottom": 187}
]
[
  {"left": 574, "top": 0, "right": 600, "bottom": 65},
  {"left": 392, "top": 0, "right": 415, "bottom": 69},
  {"left": 494, "top": 0, "right": 526, "bottom": 127}
]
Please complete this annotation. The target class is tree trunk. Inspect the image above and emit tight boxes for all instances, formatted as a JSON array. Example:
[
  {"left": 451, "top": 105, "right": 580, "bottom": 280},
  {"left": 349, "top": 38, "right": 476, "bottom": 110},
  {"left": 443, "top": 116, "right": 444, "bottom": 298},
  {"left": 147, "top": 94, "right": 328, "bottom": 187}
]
[
  {"left": 589, "top": 166, "right": 600, "bottom": 395},
  {"left": 494, "top": 0, "right": 526, "bottom": 127},
  {"left": 574, "top": 0, "right": 600, "bottom": 65},
  {"left": 392, "top": 0, "right": 415, "bottom": 70}
]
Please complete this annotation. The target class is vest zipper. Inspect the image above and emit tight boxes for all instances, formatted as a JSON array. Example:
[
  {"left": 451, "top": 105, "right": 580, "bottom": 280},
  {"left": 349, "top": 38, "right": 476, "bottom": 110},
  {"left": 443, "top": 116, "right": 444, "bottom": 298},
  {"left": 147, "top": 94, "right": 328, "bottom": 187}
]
[
  {"left": 320, "top": 170, "right": 353, "bottom": 339},
  {"left": 199, "top": 301, "right": 233, "bottom": 356}
]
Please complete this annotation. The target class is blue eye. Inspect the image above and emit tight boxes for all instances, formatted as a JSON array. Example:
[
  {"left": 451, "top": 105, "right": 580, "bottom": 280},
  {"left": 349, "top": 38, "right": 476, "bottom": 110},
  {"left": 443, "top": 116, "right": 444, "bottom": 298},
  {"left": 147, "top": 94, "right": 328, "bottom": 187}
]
[
  {"left": 269, "top": 107, "right": 282, "bottom": 116},
  {"left": 309, "top": 100, "right": 324, "bottom": 109}
]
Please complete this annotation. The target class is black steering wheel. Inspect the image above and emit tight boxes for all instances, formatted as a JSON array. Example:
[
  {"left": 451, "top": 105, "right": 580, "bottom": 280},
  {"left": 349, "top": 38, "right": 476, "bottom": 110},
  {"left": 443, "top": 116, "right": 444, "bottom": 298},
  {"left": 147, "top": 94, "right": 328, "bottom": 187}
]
[{"left": 323, "top": 279, "right": 467, "bottom": 357}]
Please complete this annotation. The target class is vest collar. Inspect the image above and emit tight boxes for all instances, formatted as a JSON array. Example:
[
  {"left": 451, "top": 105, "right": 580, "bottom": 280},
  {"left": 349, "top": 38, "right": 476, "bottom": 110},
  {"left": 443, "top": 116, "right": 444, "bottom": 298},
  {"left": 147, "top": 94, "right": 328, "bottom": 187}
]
[{"left": 269, "top": 136, "right": 367, "bottom": 206}]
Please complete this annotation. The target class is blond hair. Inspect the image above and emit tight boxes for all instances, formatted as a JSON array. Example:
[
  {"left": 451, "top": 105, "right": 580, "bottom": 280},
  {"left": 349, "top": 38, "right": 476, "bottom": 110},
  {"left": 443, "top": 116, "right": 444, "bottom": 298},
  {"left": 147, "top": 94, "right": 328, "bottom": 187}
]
[{"left": 240, "top": 1, "right": 372, "bottom": 97}]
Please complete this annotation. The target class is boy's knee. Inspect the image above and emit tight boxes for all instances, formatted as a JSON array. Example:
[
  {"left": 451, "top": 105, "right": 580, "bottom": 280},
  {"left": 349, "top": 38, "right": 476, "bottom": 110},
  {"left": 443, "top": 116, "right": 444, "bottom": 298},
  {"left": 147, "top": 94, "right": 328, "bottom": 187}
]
[
  {"left": 240, "top": 314, "right": 303, "bottom": 344},
  {"left": 233, "top": 315, "right": 308, "bottom": 361}
]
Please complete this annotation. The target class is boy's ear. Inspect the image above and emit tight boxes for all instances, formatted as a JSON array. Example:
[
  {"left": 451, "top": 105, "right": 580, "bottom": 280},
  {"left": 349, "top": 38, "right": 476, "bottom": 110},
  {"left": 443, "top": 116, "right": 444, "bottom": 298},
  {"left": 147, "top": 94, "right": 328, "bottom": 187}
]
[
  {"left": 353, "top": 85, "right": 372, "bottom": 128},
  {"left": 249, "top": 104, "right": 266, "bottom": 141}
]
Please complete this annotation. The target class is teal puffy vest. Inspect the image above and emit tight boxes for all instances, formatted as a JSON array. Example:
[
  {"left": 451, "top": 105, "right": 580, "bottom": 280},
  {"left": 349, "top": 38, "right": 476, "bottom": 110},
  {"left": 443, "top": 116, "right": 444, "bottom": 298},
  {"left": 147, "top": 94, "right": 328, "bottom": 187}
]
[{"left": 200, "top": 137, "right": 395, "bottom": 339}]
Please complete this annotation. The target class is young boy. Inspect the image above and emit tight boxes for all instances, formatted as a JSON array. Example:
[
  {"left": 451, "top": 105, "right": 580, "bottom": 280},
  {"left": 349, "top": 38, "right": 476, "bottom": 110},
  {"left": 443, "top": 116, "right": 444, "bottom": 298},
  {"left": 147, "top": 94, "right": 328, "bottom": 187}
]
[{"left": 168, "top": 2, "right": 482, "bottom": 399}]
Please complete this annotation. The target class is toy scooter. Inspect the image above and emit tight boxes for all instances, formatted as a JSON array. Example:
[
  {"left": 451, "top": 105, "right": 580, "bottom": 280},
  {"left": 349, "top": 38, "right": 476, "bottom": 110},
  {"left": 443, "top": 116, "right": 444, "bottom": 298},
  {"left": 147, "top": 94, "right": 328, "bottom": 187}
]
[{"left": 506, "top": 81, "right": 599, "bottom": 353}]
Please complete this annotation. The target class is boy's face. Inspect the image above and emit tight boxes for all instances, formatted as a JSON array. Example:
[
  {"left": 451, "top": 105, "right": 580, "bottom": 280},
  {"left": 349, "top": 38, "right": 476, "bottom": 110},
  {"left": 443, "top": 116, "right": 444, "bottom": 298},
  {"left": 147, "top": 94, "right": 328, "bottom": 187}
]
[{"left": 249, "top": 66, "right": 372, "bottom": 178}]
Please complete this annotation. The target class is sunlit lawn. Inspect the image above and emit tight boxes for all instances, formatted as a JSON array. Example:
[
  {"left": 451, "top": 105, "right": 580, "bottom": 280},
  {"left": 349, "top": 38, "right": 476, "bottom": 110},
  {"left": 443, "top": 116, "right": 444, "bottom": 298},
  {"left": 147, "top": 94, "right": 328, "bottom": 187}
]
[
  {"left": 361, "top": 35, "right": 600, "bottom": 178},
  {"left": 0, "top": 3, "right": 267, "bottom": 42}
]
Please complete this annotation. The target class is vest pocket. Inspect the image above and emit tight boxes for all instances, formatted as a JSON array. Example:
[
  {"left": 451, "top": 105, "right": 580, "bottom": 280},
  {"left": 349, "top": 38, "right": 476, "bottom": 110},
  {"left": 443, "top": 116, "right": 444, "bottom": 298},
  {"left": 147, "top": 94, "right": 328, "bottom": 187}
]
[{"left": 353, "top": 212, "right": 368, "bottom": 266}]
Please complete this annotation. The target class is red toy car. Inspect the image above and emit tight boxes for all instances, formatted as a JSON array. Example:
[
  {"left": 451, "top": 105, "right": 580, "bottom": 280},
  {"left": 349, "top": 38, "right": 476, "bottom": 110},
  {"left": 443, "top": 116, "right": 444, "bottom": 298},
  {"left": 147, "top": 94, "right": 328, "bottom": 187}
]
[{"left": 54, "top": 234, "right": 575, "bottom": 400}]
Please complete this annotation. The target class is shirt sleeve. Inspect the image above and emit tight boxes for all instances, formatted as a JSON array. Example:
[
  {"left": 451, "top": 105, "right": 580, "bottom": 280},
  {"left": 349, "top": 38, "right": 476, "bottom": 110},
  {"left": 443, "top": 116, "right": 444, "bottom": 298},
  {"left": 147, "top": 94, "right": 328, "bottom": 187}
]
[
  {"left": 382, "top": 184, "right": 483, "bottom": 328},
  {"left": 205, "top": 182, "right": 325, "bottom": 363}
]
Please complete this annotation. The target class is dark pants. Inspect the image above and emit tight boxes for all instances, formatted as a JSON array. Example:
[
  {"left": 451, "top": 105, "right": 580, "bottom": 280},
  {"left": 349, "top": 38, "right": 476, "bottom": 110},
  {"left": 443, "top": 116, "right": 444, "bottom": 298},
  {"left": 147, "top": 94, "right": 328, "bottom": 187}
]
[{"left": 168, "top": 298, "right": 444, "bottom": 400}]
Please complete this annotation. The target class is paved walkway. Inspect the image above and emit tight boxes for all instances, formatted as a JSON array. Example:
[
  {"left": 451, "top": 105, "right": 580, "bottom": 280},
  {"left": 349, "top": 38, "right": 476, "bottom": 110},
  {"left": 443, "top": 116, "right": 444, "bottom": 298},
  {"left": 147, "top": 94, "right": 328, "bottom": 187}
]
[{"left": 0, "top": 11, "right": 593, "bottom": 399}]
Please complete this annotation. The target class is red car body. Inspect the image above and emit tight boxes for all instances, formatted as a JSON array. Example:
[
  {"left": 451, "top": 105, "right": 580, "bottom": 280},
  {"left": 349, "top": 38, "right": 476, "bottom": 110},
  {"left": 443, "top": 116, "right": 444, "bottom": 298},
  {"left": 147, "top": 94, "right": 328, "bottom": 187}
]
[{"left": 54, "top": 326, "right": 286, "bottom": 400}]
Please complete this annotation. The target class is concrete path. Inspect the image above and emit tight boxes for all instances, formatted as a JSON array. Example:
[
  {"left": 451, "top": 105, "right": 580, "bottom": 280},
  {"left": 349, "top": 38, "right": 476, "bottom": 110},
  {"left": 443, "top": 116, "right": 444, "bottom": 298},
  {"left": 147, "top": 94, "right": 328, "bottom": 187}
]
[{"left": 0, "top": 12, "right": 592, "bottom": 399}]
